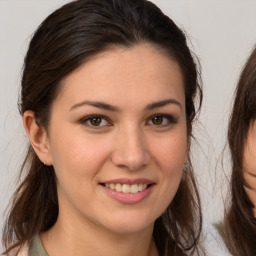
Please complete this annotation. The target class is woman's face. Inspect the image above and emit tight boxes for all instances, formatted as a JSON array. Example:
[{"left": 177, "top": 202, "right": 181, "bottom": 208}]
[
  {"left": 243, "top": 121, "right": 256, "bottom": 216},
  {"left": 45, "top": 44, "right": 188, "bottom": 234}
]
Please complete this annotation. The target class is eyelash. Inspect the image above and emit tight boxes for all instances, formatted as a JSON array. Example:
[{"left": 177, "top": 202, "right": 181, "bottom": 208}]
[
  {"left": 79, "top": 114, "right": 177, "bottom": 128},
  {"left": 146, "top": 114, "right": 177, "bottom": 127},
  {"left": 80, "top": 115, "right": 112, "bottom": 128}
]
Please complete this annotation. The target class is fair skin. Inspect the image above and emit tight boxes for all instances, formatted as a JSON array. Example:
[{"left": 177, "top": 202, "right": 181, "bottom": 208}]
[
  {"left": 24, "top": 44, "right": 188, "bottom": 256},
  {"left": 243, "top": 121, "right": 256, "bottom": 217}
]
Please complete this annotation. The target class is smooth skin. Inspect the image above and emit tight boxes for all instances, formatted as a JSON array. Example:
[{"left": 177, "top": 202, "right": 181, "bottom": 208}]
[
  {"left": 243, "top": 121, "right": 256, "bottom": 217},
  {"left": 23, "top": 44, "right": 188, "bottom": 256}
]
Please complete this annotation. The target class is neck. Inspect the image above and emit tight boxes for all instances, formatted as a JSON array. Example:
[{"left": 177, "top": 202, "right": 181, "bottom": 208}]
[{"left": 41, "top": 211, "right": 159, "bottom": 256}]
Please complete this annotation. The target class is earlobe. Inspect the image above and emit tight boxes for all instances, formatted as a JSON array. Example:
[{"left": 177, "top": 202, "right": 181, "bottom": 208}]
[{"left": 23, "top": 111, "right": 52, "bottom": 165}]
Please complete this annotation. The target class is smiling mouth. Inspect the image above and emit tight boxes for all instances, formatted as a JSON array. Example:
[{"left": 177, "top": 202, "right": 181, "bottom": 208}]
[{"left": 100, "top": 183, "right": 151, "bottom": 194}]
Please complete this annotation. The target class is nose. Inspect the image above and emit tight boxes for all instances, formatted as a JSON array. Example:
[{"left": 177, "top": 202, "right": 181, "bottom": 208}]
[{"left": 111, "top": 127, "right": 150, "bottom": 171}]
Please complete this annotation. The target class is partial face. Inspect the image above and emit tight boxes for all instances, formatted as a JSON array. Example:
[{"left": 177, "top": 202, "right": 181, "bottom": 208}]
[
  {"left": 46, "top": 44, "right": 188, "bottom": 234},
  {"left": 243, "top": 121, "right": 256, "bottom": 216}
]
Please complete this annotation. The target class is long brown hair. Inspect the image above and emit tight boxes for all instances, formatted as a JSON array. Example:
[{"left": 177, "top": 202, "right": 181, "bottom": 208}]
[
  {"left": 2, "top": 0, "right": 203, "bottom": 255},
  {"left": 220, "top": 46, "right": 256, "bottom": 255}
]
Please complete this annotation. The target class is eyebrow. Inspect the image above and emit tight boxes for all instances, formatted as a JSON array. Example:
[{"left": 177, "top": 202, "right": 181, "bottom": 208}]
[
  {"left": 70, "top": 101, "right": 120, "bottom": 112},
  {"left": 145, "top": 99, "right": 182, "bottom": 110},
  {"left": 69, "top": 98, "right": 181, "bottom": 112}
]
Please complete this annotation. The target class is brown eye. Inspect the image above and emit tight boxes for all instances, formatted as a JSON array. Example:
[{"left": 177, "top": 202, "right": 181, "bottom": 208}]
[
  {"left": 147, "top": 114, "right": 177, "bottom": 127},
  {"left": 151, "top": 115, "right": 163, "bottom": 125},
  {"left": 80, "top": 115, "right": 110, "bottom": 128},
  {"left": 90, "top": 116, "right": 102, "bottom": 126}
]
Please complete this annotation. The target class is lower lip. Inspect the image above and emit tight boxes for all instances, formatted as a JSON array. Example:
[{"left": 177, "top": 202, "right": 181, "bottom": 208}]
[{"left": 101, "top": 185, "right": 154, "bottom": 204}]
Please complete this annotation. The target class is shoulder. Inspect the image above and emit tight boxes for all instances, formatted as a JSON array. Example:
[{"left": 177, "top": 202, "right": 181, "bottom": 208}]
[{"left": 203, "top": 223, "right": 232, "bottom": 256}]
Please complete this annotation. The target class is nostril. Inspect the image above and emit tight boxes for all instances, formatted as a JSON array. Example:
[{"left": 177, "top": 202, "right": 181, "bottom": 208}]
[{"left": 111, "top": 151, "right": 149, "bottom": 171}]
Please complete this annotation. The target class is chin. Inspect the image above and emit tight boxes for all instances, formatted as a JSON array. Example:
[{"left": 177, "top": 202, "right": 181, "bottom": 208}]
[{"left": 100, "top": 211, "right": 157, "bottom": 235}]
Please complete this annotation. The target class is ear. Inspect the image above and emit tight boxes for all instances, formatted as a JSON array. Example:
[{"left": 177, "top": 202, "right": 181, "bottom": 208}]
[{"left": 23, "top": 111, "right": 52, "bottom": 166}]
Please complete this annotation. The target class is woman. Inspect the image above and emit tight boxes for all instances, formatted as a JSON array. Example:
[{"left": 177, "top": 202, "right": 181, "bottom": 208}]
[
  {"left": 219, "top": 46, "right": 256, "bottom": 255},
  {"left": 2, "top": 0, "right": 203, "bottom": 255}
]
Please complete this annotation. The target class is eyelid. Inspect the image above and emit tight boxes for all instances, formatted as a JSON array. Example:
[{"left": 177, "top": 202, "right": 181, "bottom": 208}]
[
  {"left": 78, "top": 113, "right": 177, "bottom": 129},
  {"left": 146, "top": 113, "right": 178, "bottom": 126},
  {"left": 79, "top": 114, "right": 112, "bottom": 128}
]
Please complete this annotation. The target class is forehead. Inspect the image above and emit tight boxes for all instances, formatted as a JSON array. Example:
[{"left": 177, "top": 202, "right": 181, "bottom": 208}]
[{"left": 56, "top": 44, "right": 185, "bottom": 110}]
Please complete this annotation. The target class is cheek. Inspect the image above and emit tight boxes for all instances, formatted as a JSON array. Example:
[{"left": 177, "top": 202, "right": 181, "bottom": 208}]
[
  {"left": 244, "top": 155, "right": 256, "bottom": 176},
  {"left": 152, "top": 134, "right": 187, "bottom": 194},
  {"left": 244, "top": 172, "right": 256, "bottom": 190},
  {"left": 153, "top": 134, "right": 187, "bottom": 170},
  {"left": 243, "top": 145, "right": 256, "bottom": 189},
  {"left": 149, "top": 135, "right": 186, "bottom": 214},
  {"left": 49, "top": 132, "right": 112, "bottom": 181},
  {"left": 243, "top": 129, "right": 256, "bottom": 175},
  {"left": 49, "top": 134, "right": 113, "bottom": 208}
]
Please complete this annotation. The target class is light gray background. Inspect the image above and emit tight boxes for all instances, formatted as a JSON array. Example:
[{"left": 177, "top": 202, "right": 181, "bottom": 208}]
[{"left": 1, "top": 0, "right": 256, "bottom": 251}]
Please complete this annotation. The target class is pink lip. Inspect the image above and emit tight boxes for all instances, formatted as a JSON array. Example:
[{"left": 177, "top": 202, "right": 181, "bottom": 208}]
[
  {"left": 100, "top": 178, "right": 154, "bottom": 185},
  {"left": 99, "top": 178, "right": 155, "bottom": 204},
  {"left": 101, "top": 184, "right": 154, "bottom": 204}
]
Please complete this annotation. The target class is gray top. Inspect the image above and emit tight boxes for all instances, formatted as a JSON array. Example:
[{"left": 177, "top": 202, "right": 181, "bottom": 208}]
[{"left": 29, "top": 235, "right": 48, "bottom": 256}]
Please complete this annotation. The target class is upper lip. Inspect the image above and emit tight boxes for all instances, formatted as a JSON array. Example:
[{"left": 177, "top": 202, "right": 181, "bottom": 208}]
[{"left": 100, "top": 178, "right": 155, "bottom": 185}]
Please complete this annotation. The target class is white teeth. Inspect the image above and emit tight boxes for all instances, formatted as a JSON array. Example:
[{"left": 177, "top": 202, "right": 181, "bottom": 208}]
[
  {"left": 130, "top": 184, "right": 138, "bottom": 193},
  {"left": 105, "top": 183, "right": 148, "bottom": 193},
  {"left": 115, "top": 183, "right": 122, "bottom": 192},
  {"left": 122, "top": 184, "right": 130, "bottom": 193}
]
